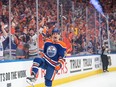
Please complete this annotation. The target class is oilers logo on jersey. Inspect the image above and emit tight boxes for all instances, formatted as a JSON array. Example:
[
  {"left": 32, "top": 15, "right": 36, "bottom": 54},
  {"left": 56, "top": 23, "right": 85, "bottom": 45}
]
[{"left": 47, "top": 45, "right": 57, "bottom": 57}]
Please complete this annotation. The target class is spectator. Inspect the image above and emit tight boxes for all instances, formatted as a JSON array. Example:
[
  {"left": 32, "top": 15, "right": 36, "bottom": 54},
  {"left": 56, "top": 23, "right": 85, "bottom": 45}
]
[
  {"left": 0, "top": 22, "right": 8, "bottom": 60},
  {"left": 13, "top": 33, "right": 27, "bottom": 59},
  {"left": 27, "top": 29, "right": 38, "bottom": 58}
]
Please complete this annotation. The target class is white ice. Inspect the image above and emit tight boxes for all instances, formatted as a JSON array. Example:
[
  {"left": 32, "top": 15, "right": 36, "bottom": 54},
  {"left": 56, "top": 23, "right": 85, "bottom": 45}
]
[{"left": 55, "top": 71, "right": 116, "bottom": 87}]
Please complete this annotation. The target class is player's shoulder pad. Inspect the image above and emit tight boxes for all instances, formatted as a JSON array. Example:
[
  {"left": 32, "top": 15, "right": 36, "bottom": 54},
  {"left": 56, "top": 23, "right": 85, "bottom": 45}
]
[
  {"left": 57, "top": 41, "right": 67, "bottom": 49},
  {"left": 45, "top": 39, "right": 52, "bottom": 43}
]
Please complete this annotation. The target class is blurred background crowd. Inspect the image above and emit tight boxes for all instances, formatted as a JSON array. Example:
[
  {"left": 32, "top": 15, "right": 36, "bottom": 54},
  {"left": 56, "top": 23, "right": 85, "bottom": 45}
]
[{"left": 0, "top": 0, "right": 116, "bottom": 60}]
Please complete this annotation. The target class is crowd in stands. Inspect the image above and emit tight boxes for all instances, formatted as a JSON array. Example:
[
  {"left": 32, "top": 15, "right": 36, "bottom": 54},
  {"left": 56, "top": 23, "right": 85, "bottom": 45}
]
[{"left": 0, "top": 0, "right": 116, "bottom": 60}]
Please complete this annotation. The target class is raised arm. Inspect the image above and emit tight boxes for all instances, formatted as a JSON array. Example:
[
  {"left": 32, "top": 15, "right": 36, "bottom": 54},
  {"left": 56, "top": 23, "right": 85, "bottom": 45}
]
[{"left": 1, "top": 22, "right": 8, "bottom": 37}]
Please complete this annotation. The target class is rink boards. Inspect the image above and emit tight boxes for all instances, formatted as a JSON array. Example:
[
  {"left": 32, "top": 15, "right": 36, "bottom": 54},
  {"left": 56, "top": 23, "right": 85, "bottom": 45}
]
[{"left": 0, "top": 54, "right": 116, "bottom": 87}]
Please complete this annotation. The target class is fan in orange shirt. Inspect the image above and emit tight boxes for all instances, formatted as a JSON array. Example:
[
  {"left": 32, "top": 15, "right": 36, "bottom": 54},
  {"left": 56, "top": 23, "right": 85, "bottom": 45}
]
[{"left": 62, "top": 29, "right": 72, "bottom": 55}]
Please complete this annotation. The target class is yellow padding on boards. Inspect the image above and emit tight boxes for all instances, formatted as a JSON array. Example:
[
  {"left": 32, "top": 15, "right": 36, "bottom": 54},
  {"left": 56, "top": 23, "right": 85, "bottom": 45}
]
[{"left": 28, "top": 67, "right": 116, "bottom": 87}]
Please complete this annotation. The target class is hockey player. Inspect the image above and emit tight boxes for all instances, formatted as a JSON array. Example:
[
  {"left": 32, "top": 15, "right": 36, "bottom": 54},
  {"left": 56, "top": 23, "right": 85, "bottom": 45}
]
[{"left": 26, "top": 28, "right": 67, "bottom": 87}]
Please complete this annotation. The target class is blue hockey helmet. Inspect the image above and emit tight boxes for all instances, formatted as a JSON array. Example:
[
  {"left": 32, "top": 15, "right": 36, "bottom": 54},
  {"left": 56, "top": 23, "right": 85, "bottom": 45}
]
[{"left": 52, "top": 28, "right": 60, "bottom": 34}]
